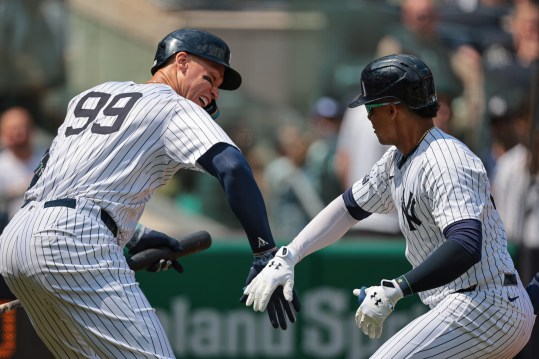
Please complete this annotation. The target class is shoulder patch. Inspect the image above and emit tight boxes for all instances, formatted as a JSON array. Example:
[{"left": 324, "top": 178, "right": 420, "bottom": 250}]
[{"left": 362, "top": 174, "right": 370, "bottom": 185}]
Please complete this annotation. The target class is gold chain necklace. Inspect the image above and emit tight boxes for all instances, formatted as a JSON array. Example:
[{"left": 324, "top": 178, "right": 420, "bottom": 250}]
[{"left": 416, "top": 127, "right": 433, "bottom": 147}]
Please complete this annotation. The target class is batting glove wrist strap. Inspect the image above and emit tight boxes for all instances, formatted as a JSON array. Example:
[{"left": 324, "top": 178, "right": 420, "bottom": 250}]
[
  {"left": 243, "top": 246, "right": 297, "bottom": 311},
  {"left": 381, "top": 279, "right": 405, "bottom": 305},
  {"left": 394, "top": 275, "right": 413, "bottom": 297},
  {"left": 240, "top": 246, "right": 301, "bottom": 330},
  {"left": 275, "top": 246, "right": 300, "bottom": 266}
]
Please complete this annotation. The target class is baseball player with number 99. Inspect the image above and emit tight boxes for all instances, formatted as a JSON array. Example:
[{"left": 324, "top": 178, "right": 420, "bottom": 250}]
[
  {"left": 0, "top": 28, "right": 299, "bottom": 358},
  {"left": 244, "top": 54, "right": 536, "bottom": 358}
]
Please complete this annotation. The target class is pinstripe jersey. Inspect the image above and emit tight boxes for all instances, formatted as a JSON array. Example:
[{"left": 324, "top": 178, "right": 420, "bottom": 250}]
[
  {"left": 351, "top": 127, "right": 516, "bottom": 306},
  {"left": 25, "top": 81, "right": 237, "bottom": 246}
]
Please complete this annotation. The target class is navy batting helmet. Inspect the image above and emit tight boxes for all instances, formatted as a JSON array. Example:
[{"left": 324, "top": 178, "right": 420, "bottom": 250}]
[
  {"left": 151, "top": 28, "right": 242, "bottom": 91},
  {"left": 349, "top": 54, "right": 437, "bottom": 109}
]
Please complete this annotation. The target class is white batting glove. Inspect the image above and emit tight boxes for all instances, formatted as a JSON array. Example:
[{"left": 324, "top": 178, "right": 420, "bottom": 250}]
[
  {"left": 353, "top": 279, "right": 404, "bottom": 339},
  {"left": 243, "top": 246, "right": 298, "bottom": 312}
]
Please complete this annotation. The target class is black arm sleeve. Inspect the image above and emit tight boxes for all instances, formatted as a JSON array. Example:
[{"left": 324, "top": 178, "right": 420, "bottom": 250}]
[
  {"left": 342, "top": 188, "right": 372, "bottom": 220},
  {"left": 400, "top": 219, "right": 482, "bottom": 295},
  {"left": 197, "top": 143, "right": 276, "bottom": 254}
]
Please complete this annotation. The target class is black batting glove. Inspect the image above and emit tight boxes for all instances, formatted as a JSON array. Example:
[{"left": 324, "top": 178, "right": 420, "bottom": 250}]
[
  {"left": 239, "top": 249, "right": 301, "bottom": 330},
  {"left": 126, "top": 224, "right": 184, "bottom": 273}
]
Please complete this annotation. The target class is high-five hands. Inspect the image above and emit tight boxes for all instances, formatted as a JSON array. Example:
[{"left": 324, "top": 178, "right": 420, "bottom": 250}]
[
  {"left": 244, "top": 247, "right": 296, "bottom": 310},
  {"left": 241, "top": 246, "right": 301, "bottom": 329},
  {"left": 353, "top": 279, "right": 404, "bottom": 339}
]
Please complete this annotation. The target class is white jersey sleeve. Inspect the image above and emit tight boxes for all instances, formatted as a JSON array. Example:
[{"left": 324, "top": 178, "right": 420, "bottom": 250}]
[
  {"left": 350, "top": 147, "right": 398, "bottom": 215},
  {"left": 163, "top": 93, "right": 236, "bottom": 169}
]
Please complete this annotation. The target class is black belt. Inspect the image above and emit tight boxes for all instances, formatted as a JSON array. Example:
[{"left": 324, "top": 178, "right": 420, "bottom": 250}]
[
  {"left": 456, "top": 285, "right": 477, "bottom": 293},
  {"left": 455, "top": 273, "right": 517, "bottom": 293},
  {"left": 44, "top": 198, "right": 118, "bottom": 237}
]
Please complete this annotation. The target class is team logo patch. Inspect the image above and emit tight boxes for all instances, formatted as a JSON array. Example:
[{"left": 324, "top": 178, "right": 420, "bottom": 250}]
[
  {"left": 362, "top": 174, "right": 370, "bottom": 185},
  {"left": 258, "top": 237, "right": 268, "bottom": 248}
]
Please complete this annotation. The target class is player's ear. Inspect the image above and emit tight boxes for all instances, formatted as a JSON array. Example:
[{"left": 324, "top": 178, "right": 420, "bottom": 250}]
[
  {"left": 176, "top": 52, "right": 189, "bottom": 70},
  {"left": 389, "top": 103, "right": 399, "bottom": 116}
]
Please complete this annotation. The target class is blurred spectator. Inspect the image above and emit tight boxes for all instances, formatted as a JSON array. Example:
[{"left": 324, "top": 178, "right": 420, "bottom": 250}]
[
  {"left": 0, "top": 106, "right": 45, "bottom": 230},
  {"left": 491, "top": 65, "right": 539, "bottom": 358},
  {"left": 376, "top": 0, "right": 467, "bottom": 144},
  {"left": 264, "top": 123, "right": 324, "bottom": 239},
  {"left": 437, "top": 0, "right": 513, "bottom": 145},
  {"left": 483, "top": 0, "right": 539, "bottom": 99},
  {"left": 376, "top": 0, "right": 464, "bottom": 100},
  {"left": 489, "top": 93, "right": 530, "bottom": 242},
  {"left": 335, "top": 105, "right": 402, "bottom": 237},
  {"left": 304, "top": 96, "right": 345, "bottom": 205},
  {"left": 476, "top": 0, "right": 539, "bottom": 172},
  {"left": 437, "top": 0, "right": 512, "bottom": 52},
  {"left": 0, "top": 0, "right": 66, "bottom": 132}
]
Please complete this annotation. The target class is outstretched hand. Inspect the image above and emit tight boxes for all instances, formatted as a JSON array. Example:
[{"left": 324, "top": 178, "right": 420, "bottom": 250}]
[{"left": 240, "top": 247, "right": 300, "bottom": 330}]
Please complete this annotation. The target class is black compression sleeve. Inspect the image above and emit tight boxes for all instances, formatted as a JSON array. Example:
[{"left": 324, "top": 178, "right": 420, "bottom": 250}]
[
  {"left": 401, "top": 220, "right": 482, "bottom": 294},
  {"left": 197, "top": 143, "right": 276, "bottom": 254}
]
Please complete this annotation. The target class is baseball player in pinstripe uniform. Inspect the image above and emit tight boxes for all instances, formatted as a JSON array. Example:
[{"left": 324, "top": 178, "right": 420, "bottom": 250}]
[
  {"left": 243, "top": 54, "right": 536, "bottom": 358},
  {"left": 0, "top": 28, "right": 298, "bottom": 358}
]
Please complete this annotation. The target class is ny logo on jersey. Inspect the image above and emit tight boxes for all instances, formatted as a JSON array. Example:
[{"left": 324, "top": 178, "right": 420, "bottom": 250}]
[{"left": 402, "top": 191, "right": 422, "bottom": 231}]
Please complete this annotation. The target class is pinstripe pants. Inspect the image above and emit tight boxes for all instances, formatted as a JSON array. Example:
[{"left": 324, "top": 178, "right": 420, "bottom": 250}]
[
  {"left": 372, "top": 285, "right": 535, "bottom": 359},
  {"left": 0, "top": 199, "right": 175, "bottom": 359}
]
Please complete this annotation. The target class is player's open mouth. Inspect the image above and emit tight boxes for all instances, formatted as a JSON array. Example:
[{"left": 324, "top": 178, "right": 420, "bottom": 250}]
[{"left": 200, "top": 96, "right": 209, "bottom": 107}]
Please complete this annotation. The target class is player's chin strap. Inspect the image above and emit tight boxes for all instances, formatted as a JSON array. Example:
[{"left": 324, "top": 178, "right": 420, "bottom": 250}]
[{"left": 204, "top": 99, "right": 220, "bottom": 120}]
